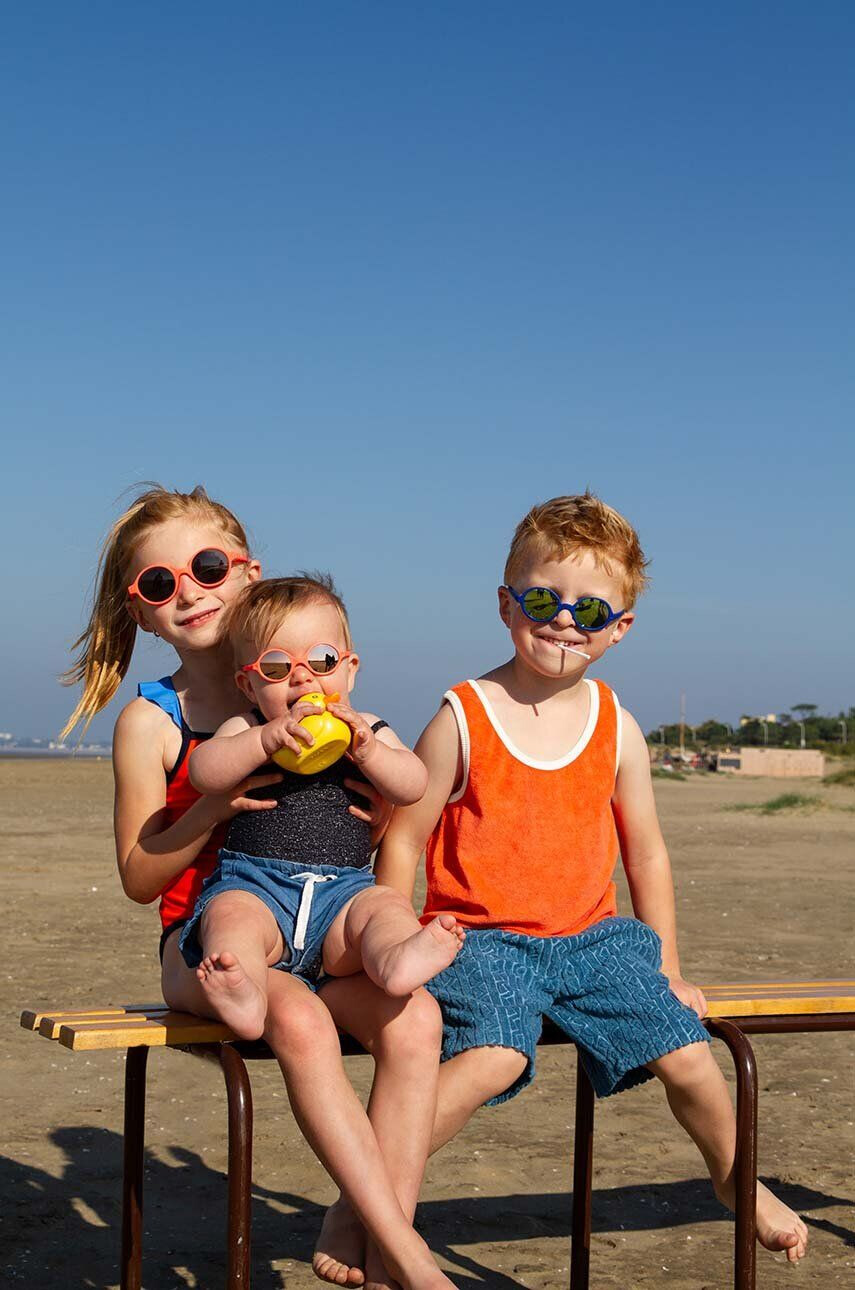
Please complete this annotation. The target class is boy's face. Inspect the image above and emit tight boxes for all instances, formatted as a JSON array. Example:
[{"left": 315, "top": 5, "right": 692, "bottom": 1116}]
[
  {"left": 234, "top": 599, "right": 359, "bottom": 721},
  {"left": 498, "top": 547, "right": 634, "bottom": 682}
]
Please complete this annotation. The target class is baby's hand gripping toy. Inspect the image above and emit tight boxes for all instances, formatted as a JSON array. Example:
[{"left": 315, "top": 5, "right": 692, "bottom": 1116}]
[{"left": 272, "top": 692, "right": 351, "bottom": 775}]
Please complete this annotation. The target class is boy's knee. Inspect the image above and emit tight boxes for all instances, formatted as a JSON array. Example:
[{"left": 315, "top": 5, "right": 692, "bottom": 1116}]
[{"left": 648, "top": 1040, "right": 713, "bottom": 1088}]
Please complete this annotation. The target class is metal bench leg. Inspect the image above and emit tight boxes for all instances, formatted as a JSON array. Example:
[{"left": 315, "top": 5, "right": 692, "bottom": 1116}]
[
  {"left": 570, "top": 1052, "right": 594, "bottom": 1289},
  {"left": 706, "top": 1019, "right": 758, "bottom": 1290},
  {"left": 121, "top": 1045, "right": 149, "bottom": 1290},
  {"left": 219, "top": 1045, "right": 254, "bottom": 1289}
]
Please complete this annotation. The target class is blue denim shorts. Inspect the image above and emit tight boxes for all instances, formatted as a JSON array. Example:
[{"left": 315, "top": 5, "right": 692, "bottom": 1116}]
[
  {"left": 425, "top": 916, "right": 709, "bottom": 1103},
  {"left": 178, "top": 849, "right": 376, "bottom": 988}
]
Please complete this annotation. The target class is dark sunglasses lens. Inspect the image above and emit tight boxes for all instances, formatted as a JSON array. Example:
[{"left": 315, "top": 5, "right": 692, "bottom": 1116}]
[
  {"left": 138, "top": 567, "right": 176, "bottom": 604},
  {"left": 191, "top": 548, "right": 230, "bottom": 585},
  {"left": 259, "top": 651, "right": 292, "bottom": 681},
  {"left": 522, "top": 588, "right": 559, "bottom": 621},
  {"left": 307, "top": 644, "right": 340, "bottom": 674},
  {"left": 574, "top": 597, "right": 611, "bottom": 629}
]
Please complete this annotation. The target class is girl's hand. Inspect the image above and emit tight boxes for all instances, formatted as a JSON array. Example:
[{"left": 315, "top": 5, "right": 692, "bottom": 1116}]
[
  {"left": 668, "top": 976, "right": 708, "bottom": 1019},
  {"left": 344, "top": 777, "right": 393, "bottom": 840},
  {"left": 327, "top": 701, "right": 377, "bottom": 765},
  {"left": 259, "top": 703, "right": 323, "bottom": 759},
  {"left": 203, "top": 772, "right": 283, "bottom": 823}
]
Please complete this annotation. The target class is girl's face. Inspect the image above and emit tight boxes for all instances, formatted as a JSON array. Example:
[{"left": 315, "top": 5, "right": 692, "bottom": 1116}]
[
  {"left": 235, "top": 599, "right": 359, "bottom": 721},
  {"left": 126, "top": 516, "right": 260, "bottom": 652}
]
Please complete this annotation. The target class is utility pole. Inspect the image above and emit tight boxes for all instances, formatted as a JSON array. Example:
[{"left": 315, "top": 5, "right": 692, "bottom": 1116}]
[
  {"left": 679, "top": 692, "right": 686, "bottom": 761},
  {"left": 760, "top": 719, "right": 769, "bottom": 745}
]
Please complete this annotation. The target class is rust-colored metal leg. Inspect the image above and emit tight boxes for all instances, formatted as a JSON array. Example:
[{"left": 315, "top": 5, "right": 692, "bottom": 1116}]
[
  {"left": 219, "top": 1044, "right": 254, "bottom": 1288},
  {"left": 121, "top": 1045, "right": 149, "bottom": 1290},
  {"left": 570, "top": 1052, "right": 594, "bottom": 1289},
  {"left": 706, "top": 1019, "right": 758, "bottom": 1290}
]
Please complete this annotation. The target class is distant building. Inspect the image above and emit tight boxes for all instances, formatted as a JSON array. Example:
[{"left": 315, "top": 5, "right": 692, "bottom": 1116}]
[
  {"left": 716, "top": 748, "right": 825, "bottom": 777},
  {"left": 739, "top": 714, "right": 778, "bottom": 726}
]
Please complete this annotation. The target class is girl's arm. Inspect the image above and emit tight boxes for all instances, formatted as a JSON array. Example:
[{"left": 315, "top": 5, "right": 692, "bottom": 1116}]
[
  {"left": 612, "top": 709, "right": 707, "bottom": 1017},
  {"left": 374, "top": 704, "right": 460, "bottom": 897},
  {"left": 114, "top": 700, "right": 280, "bottom": 905},
  {"left": 327, "top": 701, "right": 428, "bottom": 805}
]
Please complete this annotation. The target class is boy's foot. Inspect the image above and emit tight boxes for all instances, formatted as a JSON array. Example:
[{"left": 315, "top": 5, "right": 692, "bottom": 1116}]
[
  {"left": 755, "top": 1181, "right": 809, "bottom": 1262},
  {"left": 195, "top": 951, "right": 267, "bottom": 1039},
  {"left": 313, "top": 1199, "right": 365, "bottom": 1286},
  {"left": 375, "top": 916, "right": 466, "bottom": 997}
]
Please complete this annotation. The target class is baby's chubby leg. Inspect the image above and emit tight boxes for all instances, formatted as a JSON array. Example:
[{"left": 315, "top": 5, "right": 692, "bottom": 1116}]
[
  {"left": 323, "top": 887, "right": 465, "bottom": 997},
  {"left": 649, "top": 1042, "right": 808, "bottom": 1262},
  {"left": 194, "top": 890, "right": 284, "bottom": 1039}
]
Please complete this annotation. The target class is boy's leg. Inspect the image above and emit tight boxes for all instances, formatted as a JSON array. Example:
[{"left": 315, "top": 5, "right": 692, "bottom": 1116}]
[
  {"left": 314, "top": 976, "right": 444, "bottom": 1287},
  {"left": 648, "top": 1043, "right": 809, "bottom": 1261},
  {"left": 194, "top": 890, "right": 284, "bottom": 1038},
  {"left": 322, "top": 886, "right": 464, "bottom": 997},
  {"left": 429, "top": 1045, "right": 529, "bottom": 1153},
  {"left": 263, "top": 970, "right": 455, "bottom": 1290}
]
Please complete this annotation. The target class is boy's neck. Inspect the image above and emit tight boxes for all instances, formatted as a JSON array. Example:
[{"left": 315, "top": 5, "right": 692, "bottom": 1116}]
[{"left": 492, "top": 655, "right": 591, "bottom": 707}]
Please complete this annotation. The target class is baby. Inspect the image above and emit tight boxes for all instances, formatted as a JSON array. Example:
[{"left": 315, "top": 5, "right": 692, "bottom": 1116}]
[{"left": 181, "top": 574, "right": 464, "bottom": 1038}]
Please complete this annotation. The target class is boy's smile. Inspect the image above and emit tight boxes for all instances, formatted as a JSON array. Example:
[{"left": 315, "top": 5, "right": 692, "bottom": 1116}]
[{"left": 499, "top": 548, "right": 634, "bottom": 685}]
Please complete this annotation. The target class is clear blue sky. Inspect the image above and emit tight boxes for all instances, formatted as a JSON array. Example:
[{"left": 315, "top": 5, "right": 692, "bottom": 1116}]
[{"left": 1, "top": 2, "right": 852, "bottom": 744}]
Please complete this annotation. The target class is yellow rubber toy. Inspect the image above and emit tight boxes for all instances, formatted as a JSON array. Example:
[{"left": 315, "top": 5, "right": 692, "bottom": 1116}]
[{"left": 271, "top": 692, "right": 352, "bottom": 775}]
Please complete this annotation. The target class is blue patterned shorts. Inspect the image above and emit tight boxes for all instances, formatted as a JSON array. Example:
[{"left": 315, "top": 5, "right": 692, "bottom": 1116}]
[{"left": 425, "top": 916, "right": 709, "bottom": 1103}]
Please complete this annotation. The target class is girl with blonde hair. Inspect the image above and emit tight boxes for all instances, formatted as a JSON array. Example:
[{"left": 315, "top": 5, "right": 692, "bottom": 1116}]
[{"left": 65, "top": 484, "right": 453, "bottom": 1290}]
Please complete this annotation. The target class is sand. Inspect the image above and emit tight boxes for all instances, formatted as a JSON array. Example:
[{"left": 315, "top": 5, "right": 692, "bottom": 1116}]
[{"left": 1, "top": 760, "right": 853, "bottom": 1288}]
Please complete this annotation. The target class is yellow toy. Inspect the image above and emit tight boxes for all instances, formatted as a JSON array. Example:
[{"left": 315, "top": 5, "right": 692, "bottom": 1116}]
[{"left": 271, "top": 692, "right": 352, "bottom": 775}]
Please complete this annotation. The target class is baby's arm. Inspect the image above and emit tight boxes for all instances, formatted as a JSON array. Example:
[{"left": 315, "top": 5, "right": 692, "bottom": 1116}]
[
  {"left": 113, "top": 700, "right": 280, "bottom": 905},
  {"left": 189, "top": 707, "right": 317, "bottom": 793},
  {"left": 327, "top": 700, "right": 428, "bottom": 806},
  {"left": 374, "top": 703, "right": 460, "bottom": 898},
  {"left": 613, "top": 709, "right": 707, "bottom": 1017}
]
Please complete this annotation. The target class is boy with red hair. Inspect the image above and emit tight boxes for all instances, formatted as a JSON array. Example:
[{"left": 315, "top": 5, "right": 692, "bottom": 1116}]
[{"left": 378, "top": 491, "right": 807, "bottom": 1264}]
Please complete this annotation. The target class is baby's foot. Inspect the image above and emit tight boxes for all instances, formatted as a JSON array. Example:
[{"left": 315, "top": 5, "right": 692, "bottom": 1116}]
[
  {"left": 755, "top": 1180, "right": 809, "bottom": 1262},
  {"left": 374, "top": 916, "right": 465, "bottom": 997},
  {"left": 313, "top": 1198, "right": 365, "bottom": 1286},
  {"left": 195, "top": 951, "right": 267, "bottom": 1040}
]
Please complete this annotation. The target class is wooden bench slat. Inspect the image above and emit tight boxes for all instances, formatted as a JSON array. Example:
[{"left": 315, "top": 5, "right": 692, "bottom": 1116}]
[
  {"left": 22, "top": 1004, "right": 166, "bottom": 1034},
  {"left": 703, "top": 981, "right": 854, "bottom": 993},
  {"left": 57, "top": 1012, "right": 235, "bottom": 1051}
]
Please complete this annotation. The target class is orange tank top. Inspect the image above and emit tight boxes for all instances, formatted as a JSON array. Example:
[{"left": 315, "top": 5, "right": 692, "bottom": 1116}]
[{"left": 423, "top": 677, "right": 621, "bottom": 938}]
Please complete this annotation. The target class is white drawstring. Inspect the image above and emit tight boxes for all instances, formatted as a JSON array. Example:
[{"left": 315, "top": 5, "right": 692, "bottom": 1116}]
[{"left": 293, "top": 873, "right": 337, "bottom": 951}]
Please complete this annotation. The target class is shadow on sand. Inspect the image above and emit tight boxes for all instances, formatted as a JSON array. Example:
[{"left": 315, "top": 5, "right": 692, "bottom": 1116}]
[{"left": 1, "top": 1126, "right": 851, "bottom": 1288}]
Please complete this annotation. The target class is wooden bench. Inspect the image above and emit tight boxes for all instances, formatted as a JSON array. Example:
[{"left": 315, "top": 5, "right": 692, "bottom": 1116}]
[{"left": 21, "top": 981, "right": 855, "bottom": 1290}]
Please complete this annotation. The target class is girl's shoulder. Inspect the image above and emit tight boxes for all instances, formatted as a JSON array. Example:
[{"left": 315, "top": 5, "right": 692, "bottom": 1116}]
[{"left": 113, "top": 693, "right": 177, "bottom": 748}]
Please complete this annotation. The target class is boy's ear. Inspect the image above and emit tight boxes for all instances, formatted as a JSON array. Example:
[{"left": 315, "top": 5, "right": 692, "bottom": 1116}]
[
  {"left": 497, "top": 586, "right": 513, "bottom": 630},
  {"left": 606, "top": 612, "right": 635, "bottom": 648}
]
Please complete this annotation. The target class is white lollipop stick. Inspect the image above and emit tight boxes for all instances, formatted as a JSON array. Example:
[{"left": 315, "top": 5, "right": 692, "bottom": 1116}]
[{"left": 569, "top": 647, "right": 592, "bottom": 660}]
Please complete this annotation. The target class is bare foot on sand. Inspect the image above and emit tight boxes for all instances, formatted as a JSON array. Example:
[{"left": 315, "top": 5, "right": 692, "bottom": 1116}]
[
  {"left": 716, "top": 1177, "right": 808, "bottom": 1263},
  {"left": 373, "top": 916, "right": 465, "bottom": 997},
  {"left": 313, "top": 1199, "right": 365, "bottom": 1286},
  {"left": 363, "top": 1239, "right": 401, "bottom": 1290},
  {"left": 195, "top": 951, "right": 266, "bottom": 1039},
  {"left": 755, "top": 1181, "right": 809, "bottom": 1262}
]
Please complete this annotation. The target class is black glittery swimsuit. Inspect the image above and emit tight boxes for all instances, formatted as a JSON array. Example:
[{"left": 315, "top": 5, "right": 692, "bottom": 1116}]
[{"left": 224, "top": 717, "right": 388, "bottom": 868}]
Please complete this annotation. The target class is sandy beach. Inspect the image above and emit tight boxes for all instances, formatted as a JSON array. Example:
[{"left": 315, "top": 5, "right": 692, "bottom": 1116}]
[{"left": 2, "top": 759, "right": 853, "bottom": 1288}]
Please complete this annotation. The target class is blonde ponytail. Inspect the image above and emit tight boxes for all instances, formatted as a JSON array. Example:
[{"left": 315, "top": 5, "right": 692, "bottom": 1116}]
[{"left": 61, "top": 485, "right": 250, "bottom": 738}]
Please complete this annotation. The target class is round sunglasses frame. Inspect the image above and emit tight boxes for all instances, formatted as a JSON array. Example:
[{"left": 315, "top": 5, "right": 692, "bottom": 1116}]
[
  {"left": 504, "top": 584, "right": 625, "bottom": 632},
  {"left": 240, "top": 643, "right": 354, "bottom": 683},
  {"left": 127, "top": 548, "right": 249, "bottom": 605}
]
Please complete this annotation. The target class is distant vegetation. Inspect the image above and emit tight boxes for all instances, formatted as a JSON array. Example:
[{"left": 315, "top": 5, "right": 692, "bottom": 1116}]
[
  {"left": 647, "top": 704, "right": 854, "bottom": 754},
  {"left": 823, "top": 765, "right": 855, "bottom": 787},
  {"left": 727, "top": 793, "right": 823, "bottom": 815}
]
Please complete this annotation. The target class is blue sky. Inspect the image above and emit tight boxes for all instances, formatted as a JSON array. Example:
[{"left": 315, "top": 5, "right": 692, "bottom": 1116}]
[{"left": 1, "top": 2, "right": 852, "bottom": 744}]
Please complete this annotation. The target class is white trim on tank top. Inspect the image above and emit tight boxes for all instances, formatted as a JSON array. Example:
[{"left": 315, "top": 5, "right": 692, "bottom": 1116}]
[
  {"left": 442, "top": 689, "right": 472, "bottom": 801},
  {"left": 612, "top": 687, "right": 623, "bottom": 787},
  {"left": 466, "top": 676, "right": 600, "bottom": 771}
]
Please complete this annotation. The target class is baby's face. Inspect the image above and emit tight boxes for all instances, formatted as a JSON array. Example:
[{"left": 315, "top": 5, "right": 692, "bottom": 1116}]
[
  {"left": 237, "top": 599, "right": 358, "bottom": 721},
  {"left": 499, "top": 547, "right": 634, "bottom": 682}
]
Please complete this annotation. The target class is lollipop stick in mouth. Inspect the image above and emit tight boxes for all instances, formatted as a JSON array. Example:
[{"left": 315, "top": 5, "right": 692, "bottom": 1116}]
[{"left": 569, "top": 647, "right": 592, "bottom": 660}]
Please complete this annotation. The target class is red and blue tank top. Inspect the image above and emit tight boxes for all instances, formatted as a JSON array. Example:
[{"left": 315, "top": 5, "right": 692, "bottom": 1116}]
[{"left": 138, "top": 677, "right": 226, "bottom": 930}]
